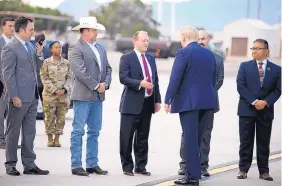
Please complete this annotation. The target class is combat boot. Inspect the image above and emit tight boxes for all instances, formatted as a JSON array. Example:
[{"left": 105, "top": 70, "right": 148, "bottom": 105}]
[
  {"left": 54, "top": 135, "right": 61, "bottom": 147},
  {"left": 47, "top": 134, "right": 54, "bottom": 147}
]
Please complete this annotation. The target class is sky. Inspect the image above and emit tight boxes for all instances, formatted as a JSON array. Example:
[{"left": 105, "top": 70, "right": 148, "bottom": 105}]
[{"left": 22, "top": 0, "right": 190, "bottom": 8}]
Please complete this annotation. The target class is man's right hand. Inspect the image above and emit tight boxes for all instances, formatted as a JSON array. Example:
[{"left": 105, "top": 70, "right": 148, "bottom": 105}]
[
  {"left": 140, "top": 77, "right": 153, "bottom": 89},
  {"left": 12, "top": 97, "right": 21, "bottom": 108},
  {"left": 97, "top": 83, "right": 106, "bottom": 93}
]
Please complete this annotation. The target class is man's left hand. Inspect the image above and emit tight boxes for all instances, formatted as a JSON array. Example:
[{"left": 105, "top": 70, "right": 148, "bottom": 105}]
[
  {"left": 164, "top": 104, "right": 170, "bottom": 113},
  {"left": 255, "top": 100, "right": 268, "bottom": 110},
  {"left": 36, "top": 43, "right": 44, "bottom": 56},
  {"left": 155, "top": 103, "right": 161, "bottom": 113}
]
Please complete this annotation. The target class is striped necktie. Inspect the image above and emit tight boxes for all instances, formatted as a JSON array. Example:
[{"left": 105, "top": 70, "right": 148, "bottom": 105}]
[{"left": 258, "top": 62, "right": 264, "bottom": 86}]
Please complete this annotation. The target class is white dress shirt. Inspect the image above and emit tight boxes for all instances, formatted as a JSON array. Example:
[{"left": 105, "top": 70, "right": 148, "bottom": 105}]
[
  {"left": 2, "top": 34, "right": 12, "bottom": 44},
  {"left": 252, "top": 58, "right": 268, "bottom": 105},
  {"left": 134, "top": 49, "right": 153, "bottom": 97},
  {"left": 84, "top": 40, "right": 102, "bottom": 90},
  {"left": 86, "top": 41, "right": 102, "bottom": 71}
]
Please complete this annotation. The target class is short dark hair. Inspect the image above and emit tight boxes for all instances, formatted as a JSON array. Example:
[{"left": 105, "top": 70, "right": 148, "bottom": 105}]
[
  {"left": 254, "top": 39, "right": 269, "bottom": 49},
  {"left": 35, "top": 33, "right": 45, "bottom": 43},
  {"left": 1, "top": 17, "right": 15, "bottom": 26},
  {"left": 14, "top": 16, "right": 33, "bottom": 33},
  {"left": 80, "top": 28, "right": 89, "bottom": 33},
  {"left": 49, "top": 41, "right": 61, "bottom": 50}
]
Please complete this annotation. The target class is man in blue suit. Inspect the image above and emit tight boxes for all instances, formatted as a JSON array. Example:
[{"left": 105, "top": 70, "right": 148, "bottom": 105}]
[
  {"left": 165, "top": 27, "right": 217, "bottom": 185},
  {"left": 236, "top": 39, "right": 281, "bottom": 181},
  {"left": 119, "top": 31, "right": 161, "bottom": 176}
]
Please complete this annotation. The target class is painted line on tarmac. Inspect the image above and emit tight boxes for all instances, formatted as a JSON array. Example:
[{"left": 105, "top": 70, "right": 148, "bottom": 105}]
[{"left": 137, "top": 151, "right": 281, "bottom": 186}]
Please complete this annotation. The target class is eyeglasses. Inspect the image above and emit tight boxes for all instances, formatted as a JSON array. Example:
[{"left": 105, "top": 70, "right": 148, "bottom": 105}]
[{"left": 250, "top": 47, "right": 267, "bottom": 51}]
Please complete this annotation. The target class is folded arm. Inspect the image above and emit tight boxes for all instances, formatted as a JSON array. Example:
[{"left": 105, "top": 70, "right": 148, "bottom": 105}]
[
  {"left": 1, "top": 46, "right": 19, "bottom": 99},
  {"left": 215, "top": 57, "right": 224, "bottom": 91},
  {"left": 119, "top": 55, "right": 141, "bottom": 91},
  {"left": 236, "top": 63, "right": 257, "bottom": 105},
  {"left": 165, "top": 50, "right": 187, "bottom": 104},
  {"left": 104, "top": 50, "right": 112, "bottom": 90},
  {"left": 40, "top": 60, "right": 58, "bottom": 94},
  {"left": 153, "top": 59, "right": 161, "bottom": 103},
  {"left": 63, "top": 62, "right": 72, "bottom": 93},
  {"left": 264, "top": 69, "right": 281, "bottom": 106}
]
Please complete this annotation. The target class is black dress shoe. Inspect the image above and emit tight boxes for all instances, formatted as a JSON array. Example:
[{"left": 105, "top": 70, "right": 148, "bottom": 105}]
[
  {"left": 201, "top": 168, "right": 210, "bottom": 177},
  {"left": 23, "top": 166, "right": 49, "bottom": 175},
  {"left": 237, "top": 171, "right": 247, "bottom": 179},
  {"left": 72, "top": 168, "right": 89, "bottom": 176},
  {"left": 174, "top": 176, "right": 199, "bottom": 185},
  {"left": 86, "top": 166, "right": 108, "bottom": 175},
  {"left": 134, "top": 169, "right": 151, "bottom": 176},
  {"left": 259, "top": 173, "right": 273, "bottom": 181},
  {"left": 6, "top": 167, "right": 20, "bottom": 176},
  {"left": 123, "top": 171, "right": 134, "bottom": 176},
  {"left": 178, "top": 168, "right": 185, "bottom": 175}
]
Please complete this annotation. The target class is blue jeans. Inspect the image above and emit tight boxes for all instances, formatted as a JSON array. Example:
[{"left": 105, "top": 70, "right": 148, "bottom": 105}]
[{"left": 70, "top": 100, "right": 102, "bottom": 169}]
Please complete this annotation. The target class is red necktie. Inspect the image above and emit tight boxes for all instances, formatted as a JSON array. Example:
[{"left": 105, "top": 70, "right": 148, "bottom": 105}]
[
  {"left": 258, "top": 62, "right": 264, "bottom": 86},
  {"left": 141, "top": 54, "right": 152, "bottom": 95}
]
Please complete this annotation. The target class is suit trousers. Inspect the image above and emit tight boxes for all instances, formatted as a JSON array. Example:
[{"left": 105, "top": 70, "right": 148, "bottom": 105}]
[
  {"left": 179, "top": 112, "right": 214, "bottom": 170},
  {"left": 239, "top": 116, "right": 272, "bottom": 174},
  {"left": 5, "top": 97, "right": 38, "bottom": 170},
  {"left": 120, "top": 98, "right": 153, "bottom": 172},
  {"left": 0, "top": 98, "right": 6, "bottom": 141},
  {"left": 179, "top": 109, "right": 211, "bottom": 180}
]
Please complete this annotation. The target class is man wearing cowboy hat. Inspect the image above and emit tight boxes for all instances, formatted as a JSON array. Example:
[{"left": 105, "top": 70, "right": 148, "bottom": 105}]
[{"left": 68, "top": 16, "right": 112, "bottom": 176}]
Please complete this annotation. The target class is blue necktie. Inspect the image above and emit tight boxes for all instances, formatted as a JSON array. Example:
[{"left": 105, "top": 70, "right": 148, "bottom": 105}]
[{"left": 25, "top": 42, "right": 32, "bottom": 57}]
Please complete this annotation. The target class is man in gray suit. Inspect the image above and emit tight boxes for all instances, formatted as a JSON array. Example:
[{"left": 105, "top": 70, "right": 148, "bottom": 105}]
[
  {"left": 69, "top": 17, "right": 112, "bottom": 176},
  {"left": 1, "top": 16, "right": 49, "bottom": 176},
  {"left": 178, "top": 30, "right": 224, "bottom": 176},
  {"left": 0, "top": 17, "right": 15, "bottom": 149}
]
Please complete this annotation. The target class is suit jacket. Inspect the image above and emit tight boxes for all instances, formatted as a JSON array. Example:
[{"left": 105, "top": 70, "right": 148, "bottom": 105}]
[
  {"left": 68, "top": 37, "right": 112, "bottom": 102},
  {"left": 213, "top": 52, "right": 224, "bottom": 113},
  {"left": 1, "top": 37, "right": 40, "bottom": 103},
  {"left": 0, "top": 36, "right": 6, "bottom": 99},
  {"left": 165, "top": 42, "right": 217, "bottom": 113},
  {"left": 119, "top": 50, "right": 161, "bottom": 114},
  {"left": 237, "top": 60, "right": 281, "bottom": 120}
]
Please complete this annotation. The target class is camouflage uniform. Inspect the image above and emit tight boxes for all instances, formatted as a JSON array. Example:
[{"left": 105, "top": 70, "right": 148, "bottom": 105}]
[{"left": 40, "top": 57, "right": 72, "bottom": 135}]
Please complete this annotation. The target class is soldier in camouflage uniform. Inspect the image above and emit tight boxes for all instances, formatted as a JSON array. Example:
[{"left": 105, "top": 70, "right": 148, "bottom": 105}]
[{"left": 40, "top": 41, "right": 72, "bottom": 147}]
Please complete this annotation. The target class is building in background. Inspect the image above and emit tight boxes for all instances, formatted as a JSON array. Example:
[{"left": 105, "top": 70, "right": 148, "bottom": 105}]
[{"left": 223, "top": 19, "right": 280, "bottom": 59}]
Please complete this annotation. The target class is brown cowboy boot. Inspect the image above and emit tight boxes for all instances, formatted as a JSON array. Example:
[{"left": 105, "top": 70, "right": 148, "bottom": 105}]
[
  {"left": 47, "top": 134, "right": 54, "bottom": 147},
  {"left": 54, "top": 135, "right": 61, "bottom": 147}
]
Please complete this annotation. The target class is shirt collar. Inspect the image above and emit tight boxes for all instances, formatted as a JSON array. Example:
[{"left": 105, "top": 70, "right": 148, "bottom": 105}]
[
  {"left": 256, "top": 59, "right": 267, "bottom": 65},
  {"left": 134, "top": 48, "right": 145, "bottom": 58},
  {"left": 2, "top": 34, "right": 12, "bottom": 44},
  {"left": 83, "top": 39, "right": 97, "bottom": 47},
  {"left": 15, "top": 34, "right": 26, "bottom": 46}
]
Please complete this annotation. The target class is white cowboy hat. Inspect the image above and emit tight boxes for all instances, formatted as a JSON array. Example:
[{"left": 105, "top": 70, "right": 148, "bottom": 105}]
[{"left": 72, "top": 16, "right": 106, "bottom": 31}]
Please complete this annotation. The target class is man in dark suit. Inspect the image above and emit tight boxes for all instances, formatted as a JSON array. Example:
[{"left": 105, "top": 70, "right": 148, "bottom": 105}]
[
  {"left": 165, "top": 27, "right": 217, "bottom": 185},
  {"left": 178, "top": 30, "right": 224, "bottom": 177},
  {"left": 1, "top": 16, "right": 49, "bottom": 176},
  {"left": 119, "top": 31, "right": 161, "bottom": 176},
  {"left": 236, "top": 39, "right": 281, "bottom": 181},
  {"left": 0, "top": 17, "right": 15, "bottom": 149}
]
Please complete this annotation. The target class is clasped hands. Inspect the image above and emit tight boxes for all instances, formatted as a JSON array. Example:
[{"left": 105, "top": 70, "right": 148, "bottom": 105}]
[
  {"left": 254, "top": 100, "right": 268, "bottom": 110},
  {"left": 55, "top": 89, "right": 66, "bottom": 96}
]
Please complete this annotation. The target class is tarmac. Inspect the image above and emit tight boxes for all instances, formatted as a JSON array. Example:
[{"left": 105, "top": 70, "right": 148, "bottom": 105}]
[{"left": 0, "top": 52, "right": 280, "bottom": 186}]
